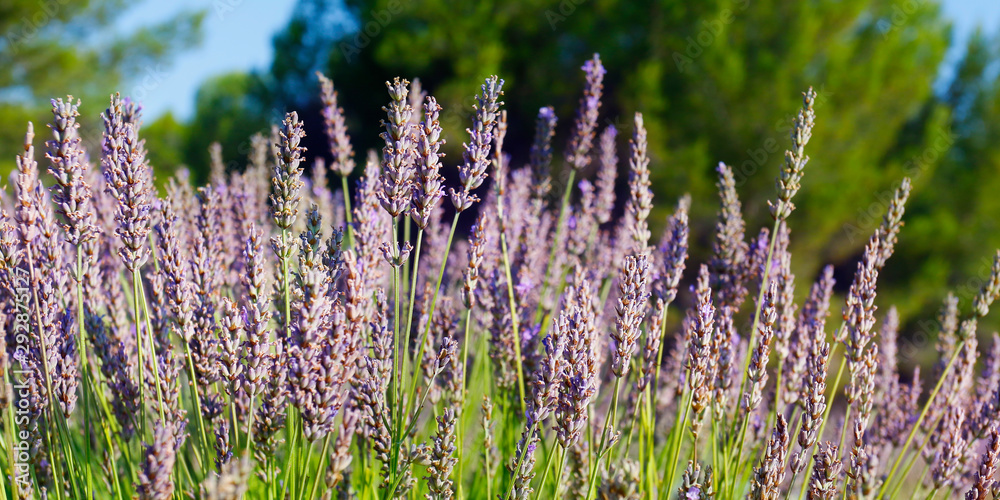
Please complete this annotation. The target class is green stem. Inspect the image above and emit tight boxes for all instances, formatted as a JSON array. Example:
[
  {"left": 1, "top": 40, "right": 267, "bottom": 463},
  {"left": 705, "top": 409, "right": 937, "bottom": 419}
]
[
  {"left": 74, "top": 248, "right": 95, "bottom": 497},
  {"left": 308, "top": 434, "right": 333, "bottom": 500},
  {"left": 183, "top": 342, "right": 211, "bottom": 470},
  {"left": 406, "top": 213, "right": 460, "bottom": 416},
  {"left": 663, "top": 391, "right": 691, "bottom": 496},
  {"left": 498, "top": 223, "right": 527, "bottom": 414},
  {"left": 456, "top": 307, "right": 473, "bottom": 500},
  {"left": 585, "top": 377, "right": 622, "bottom": 500},
  {"left": 401, "top": 229, "right": 424, "bottom": 400},
  {"left": 341, "top": 175, "right": 355, "bottom": 248},
  {"left": 135, "top": 271, "right": 167, "bottom": 425}
]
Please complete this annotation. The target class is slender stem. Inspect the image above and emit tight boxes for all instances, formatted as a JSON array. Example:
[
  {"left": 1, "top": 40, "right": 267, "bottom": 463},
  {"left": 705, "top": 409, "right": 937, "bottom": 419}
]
[
  {"left": 586, "top": 377, "right": 622, "bottom": 500},
  {"left": 456, "top": 307, "right": 473, "bottom": 500},
  {"left": 309, "top": 434, "right": 333, "bottom": 500},
  {"left": 340, "top": 175, "right": 355, "bottom": 248},
  {"left": 401, "top": 229, "right": 424, "bottom": 399},
  {"left": 531, "top": 438, "right": 557, "bottom": 500},
  {"left": 75, "top": 248, "right": 94, "bottom": 497},
  {"left": 406, "top": 213, "right": 460, "bottom": 415},
  {"left": 389, "top": 218, "right": 403, "bottom": 486},
  {"left": 727, "top": 217, "right": 782, "bottom": 450},
  {"left": 551, "top": 446, "right": 569, "bottom": 499},
  {"left": 135, "top": 271, "right": 167, "bottom": 424},
  {"left": 182, "top": 342, "right": 211, "bottom": 470},
  {"left": 663, "top": 392, "right": 691, "bottom": 496},
  {"left": 498, "top": 225, "right": 527, "bottom": 413}
]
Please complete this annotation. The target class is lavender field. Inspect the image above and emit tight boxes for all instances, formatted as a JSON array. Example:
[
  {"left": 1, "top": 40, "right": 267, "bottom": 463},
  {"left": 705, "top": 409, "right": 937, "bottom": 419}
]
[{"left": 2, "top": 52, "right": 1000, "bottom": 500}]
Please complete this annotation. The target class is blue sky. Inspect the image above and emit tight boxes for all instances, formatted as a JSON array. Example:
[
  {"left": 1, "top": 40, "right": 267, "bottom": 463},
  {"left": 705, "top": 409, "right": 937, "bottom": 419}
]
[{"left": 124, "top": 0, "right": 999, "bottom": 121}]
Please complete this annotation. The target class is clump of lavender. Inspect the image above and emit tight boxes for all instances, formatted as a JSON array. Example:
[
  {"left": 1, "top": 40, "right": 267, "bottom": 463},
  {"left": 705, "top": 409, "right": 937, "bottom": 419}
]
[{"left": 10, "top": 61, "right": 1000, "bottom": 500}]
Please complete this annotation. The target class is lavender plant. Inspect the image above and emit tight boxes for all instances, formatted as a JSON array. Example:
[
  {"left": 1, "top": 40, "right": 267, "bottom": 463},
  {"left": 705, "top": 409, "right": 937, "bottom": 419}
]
[{"left": 4, "top": 54, "right": 1000, "bottom": 500}]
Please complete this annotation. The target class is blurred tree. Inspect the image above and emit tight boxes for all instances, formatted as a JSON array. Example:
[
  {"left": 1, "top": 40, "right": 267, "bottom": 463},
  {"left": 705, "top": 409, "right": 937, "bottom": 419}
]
[
  {"left": 184, "top": 0, "right": 1000, "bottom": 337},
  {"left": 0, "top": 0, "right": 204, "bottom": 175},
  {"left": 884, "top": 30, "right": 1000, "bottom": 335},
  {"left": 176, "top": 72, "right": 272, "bottom": 184}
]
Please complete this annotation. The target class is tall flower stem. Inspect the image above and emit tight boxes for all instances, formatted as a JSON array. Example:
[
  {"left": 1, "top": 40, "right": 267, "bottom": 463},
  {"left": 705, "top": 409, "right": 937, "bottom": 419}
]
[
  {"left": 407, "top": 212, "right": 460, "bottom": 415},
  {"left": 134, "top": 270, "right": 166, "bottom": 424},
  {"left": 183, "top": 342, "right": 211, "bottom": 469},
  {"left": 662, "top": 390, "right": 692, "bottom": 495},
  {"left": 551, "top": 445, "right": 569, "bottom": 498},
  {"left": 456, "top": 307, "right": 473, "bottom": 500},
  {"left": 389, "top": 218, "right": 404, "bottom": 484},
  {"left": 585, "top": 376, "right": 622, "bottom": 500},
  {"left": 74, "top": 248, "right": 94, "bottom": 496},
  {"left": 401, "top": 229, "right": 424, "bottom": 392},
  {"left": 498, "top": 220, "right": 527, "bottom": 413},
  {"left": 727, "top": 216, "right": 782, "bottom": 449},
  {"left": 308, "top": 434, "right": 332, "bottom": 500},
  {"left": 340, "top": 175, "right": 355, "bottom": 248}
]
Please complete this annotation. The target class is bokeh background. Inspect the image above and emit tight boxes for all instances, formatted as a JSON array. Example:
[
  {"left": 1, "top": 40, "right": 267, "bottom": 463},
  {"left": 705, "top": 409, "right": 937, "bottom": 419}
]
[{"left": 2, "top": 0, "right": 1000, "bottom": 369}]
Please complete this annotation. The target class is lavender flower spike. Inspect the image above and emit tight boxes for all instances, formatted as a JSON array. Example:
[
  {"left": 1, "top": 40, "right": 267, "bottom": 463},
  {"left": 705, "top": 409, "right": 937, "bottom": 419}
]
[
  {"left": 378, "top": 77, "right": 416, "bottom": 218},
  {"left": 624, "top": 113, "right": 653, "bottom": 254},
  {"left": 449, "top": 75, "right": 504, "bottom": 212},
  {"left": 565, "top": 53, "right": 606, "bottom": 170},
  {"left": 769, "top": 87, "right": 817, "bottom": 220},
  {"left": 411, "top": 96, "right": 445, "bottom": 229},
  {"left": 529, "top": 106, "right": 558, "bottom": 201},
  {"left": 317, "top": 71, "right": 355, "bottom": 177},
  {"left": 611, "top": 254, "right": 650, "bottom": 378},
  {"left": 102, "top": 93, "right": 153, "bottom": 273},
  {"left": 135, "top": 422, "right": 178, "bottom": 500},
  {"left": 46, "top": 96, "right": 98, "bottom": 251},
  {"left": 270, "top": 111, "right": 307, "bottom": 231}
]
